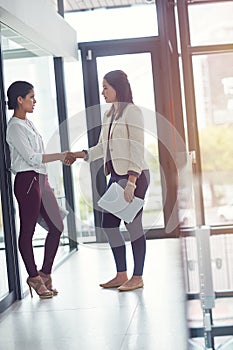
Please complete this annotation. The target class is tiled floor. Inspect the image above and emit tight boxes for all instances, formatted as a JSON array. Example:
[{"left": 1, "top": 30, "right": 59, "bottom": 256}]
[
  {"left": 1, "top": 236, "right": 233, "bottom": 349},
  {"left": 0, "top": 239, "right": 195, "bottom": 350}
]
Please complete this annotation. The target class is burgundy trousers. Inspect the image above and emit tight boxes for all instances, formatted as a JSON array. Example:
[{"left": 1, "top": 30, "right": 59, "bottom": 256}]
[{"left": 14, "top": 171, "right": 63, "bottom": 277}]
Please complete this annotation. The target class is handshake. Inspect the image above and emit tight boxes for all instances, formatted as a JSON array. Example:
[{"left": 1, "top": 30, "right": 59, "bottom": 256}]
[
  {"left": 60, "top": 150, "right": 86, "bottom": 166},
  {"left": 61, "top": 151, "right": 77, "bottom": 166}
]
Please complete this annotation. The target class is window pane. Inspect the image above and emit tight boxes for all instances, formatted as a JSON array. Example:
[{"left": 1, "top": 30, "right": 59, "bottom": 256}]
[
  {"left": 192, "top": 53, "right": 233, "bottom": 226},
  {"left": 188, "top": 2, "right": 233, "bottom": 46},
  {"left": 65, "top": 4, "right": 158, "bottom": 42}
]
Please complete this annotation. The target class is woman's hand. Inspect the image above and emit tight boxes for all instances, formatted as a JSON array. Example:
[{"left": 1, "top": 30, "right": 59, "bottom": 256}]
[
  {"left": 124, "top": 181, "right": 136, "bottom": 203},
  {"left": 62, "top": 151, "right": 76, "bottom": 166}
]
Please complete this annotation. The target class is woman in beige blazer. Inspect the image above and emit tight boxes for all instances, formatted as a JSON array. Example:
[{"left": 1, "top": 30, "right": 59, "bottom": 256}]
[{"left": 74, "top": 70, "right": 150, "bottom": 291}]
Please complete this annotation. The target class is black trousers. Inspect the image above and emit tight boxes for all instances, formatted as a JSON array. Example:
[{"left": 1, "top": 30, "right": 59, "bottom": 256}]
[{"left": 101, "top": 169, "right": 150, "bottom": 276}]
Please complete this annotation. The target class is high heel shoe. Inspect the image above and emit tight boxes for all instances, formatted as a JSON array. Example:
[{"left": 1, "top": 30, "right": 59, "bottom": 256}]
[
  {"left": 38, "top": 271, "right": 58, "bottom": 296},
  {"left": 26, "top": 276, "right": 53, "bottom": 299}
]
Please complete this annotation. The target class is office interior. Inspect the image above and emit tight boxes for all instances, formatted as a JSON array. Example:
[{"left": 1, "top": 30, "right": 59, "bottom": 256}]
[{"left": 0, "top": 0, "right": 233, "bottom": 349}]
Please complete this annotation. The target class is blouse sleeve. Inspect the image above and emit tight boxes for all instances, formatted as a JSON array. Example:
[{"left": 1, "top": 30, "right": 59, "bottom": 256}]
[{"left": 7, "top": 123, "right": 43, "bottom": 166}]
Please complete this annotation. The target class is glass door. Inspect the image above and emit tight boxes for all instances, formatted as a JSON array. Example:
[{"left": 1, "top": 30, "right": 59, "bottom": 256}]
[
  {"left": 77, "top": 37, "right": 181, "bottom": 242},
  {"left": 96, "top": 53, "right": 163, "bottom": 230}
]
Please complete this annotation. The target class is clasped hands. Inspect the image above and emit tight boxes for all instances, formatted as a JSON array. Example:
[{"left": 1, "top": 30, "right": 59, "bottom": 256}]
[{"left": 61, "top": 151, "right": 76, "bottom": 166}]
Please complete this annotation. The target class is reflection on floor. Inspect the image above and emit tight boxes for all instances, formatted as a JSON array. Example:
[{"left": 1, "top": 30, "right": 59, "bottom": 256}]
[
  {"left": 0, "top": 239, "right": 189, "bottom": 349},
  {"left": 1, "top": 238, "right": 232, "bottom": 349}
]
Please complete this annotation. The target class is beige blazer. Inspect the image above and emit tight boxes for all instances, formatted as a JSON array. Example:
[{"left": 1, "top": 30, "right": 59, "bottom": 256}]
[{"left": 87, "top": 104, "right": 148, "bottom": 176}]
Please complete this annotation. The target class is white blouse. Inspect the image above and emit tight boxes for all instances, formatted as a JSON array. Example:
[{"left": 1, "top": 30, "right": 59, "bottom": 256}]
[{"left": 6, "top": 117, "right": 47, "bottom": 175}]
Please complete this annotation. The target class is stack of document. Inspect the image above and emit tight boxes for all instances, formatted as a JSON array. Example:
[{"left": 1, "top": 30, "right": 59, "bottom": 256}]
[{"left": 97, "top": 182, "right": 144, "bottom": 223}]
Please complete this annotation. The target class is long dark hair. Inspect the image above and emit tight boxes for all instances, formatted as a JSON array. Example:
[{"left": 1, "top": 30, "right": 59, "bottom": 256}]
[
  {"left": 7, "top": 81, "right": 34, "bottom": 110},
  {"left": 104, "top": 70, "right": 133, "bottom": 119}
]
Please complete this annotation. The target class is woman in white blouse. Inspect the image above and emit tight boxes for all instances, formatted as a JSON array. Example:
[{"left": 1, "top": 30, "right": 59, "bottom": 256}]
[{"left": 6, "top": 81, "right": 74, "bottom": 299}]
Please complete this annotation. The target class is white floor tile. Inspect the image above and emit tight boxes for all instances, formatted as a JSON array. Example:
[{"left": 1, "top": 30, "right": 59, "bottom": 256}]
[{"left": 0, "top": 239, "right": 190, "bottom": 350}]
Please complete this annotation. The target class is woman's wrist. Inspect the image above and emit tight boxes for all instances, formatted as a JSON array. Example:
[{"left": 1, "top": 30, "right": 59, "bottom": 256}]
[
  {"left": 127, "top": 180, "right": 136, "bottom": 189},
  {"left": 60, "top": 152, "right": 65, "bottom": 161},
  {"left": 73, "top": 151, "right": 86, "bottom": 159},
  {"left": 82, "top": 150, "right": 89, "bottom": 161},
  {"left": 127, "top": 174, "right": 137, "bottom": 189}
]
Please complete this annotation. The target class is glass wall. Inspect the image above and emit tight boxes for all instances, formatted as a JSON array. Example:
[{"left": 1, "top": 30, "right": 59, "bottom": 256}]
[
  {"left": 176, "top": 2, "right": 233, "bottom": 347},
  {"left": 176, "top": 2, "right": 233, "bottom": 228},
  {"left": 1, "top": 23, "right": 70, "bottom": 290},
  {"left": 193, "top": 52, "right": 233, "bottom": 226},
  {"left": 188, "top": 2, "right": 233, "bottom": 227}
]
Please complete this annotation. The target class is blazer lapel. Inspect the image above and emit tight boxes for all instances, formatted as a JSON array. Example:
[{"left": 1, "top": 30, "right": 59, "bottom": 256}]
[
  {"left": 102, "top": 115, "right": 112, "bottom": 141},
  {"left": 109, "top": 118, "right": 119, "bottom": 138}
]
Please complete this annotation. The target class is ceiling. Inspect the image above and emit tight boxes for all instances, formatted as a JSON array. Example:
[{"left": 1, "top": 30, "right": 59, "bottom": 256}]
[{"left": 61, "top": 0, "right": 155, "bottom": 13}]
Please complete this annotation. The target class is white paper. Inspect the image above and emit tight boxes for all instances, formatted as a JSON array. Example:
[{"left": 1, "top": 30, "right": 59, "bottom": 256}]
[{"left": 97, "top": 182, "right": 144, "bottom": 223}]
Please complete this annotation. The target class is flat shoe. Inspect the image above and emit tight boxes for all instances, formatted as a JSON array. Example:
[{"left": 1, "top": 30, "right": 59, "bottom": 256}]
[
  {"left": 118, "top": 281, "right": 144, "bottom": 291},
  {"left": 99, "top": 280, "right": 128, "bottom": 289}
]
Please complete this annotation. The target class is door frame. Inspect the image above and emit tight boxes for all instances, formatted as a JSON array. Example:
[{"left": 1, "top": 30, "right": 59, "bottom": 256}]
[
  {"left": 0, "top": 52, "right": 22, "bottom": 311},
  {"left": 78, "top": 36, "right": 183, "bottom": 240}
]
